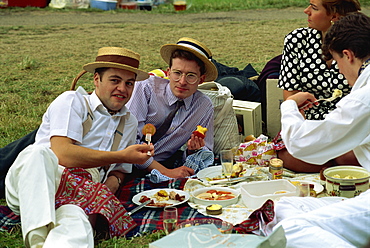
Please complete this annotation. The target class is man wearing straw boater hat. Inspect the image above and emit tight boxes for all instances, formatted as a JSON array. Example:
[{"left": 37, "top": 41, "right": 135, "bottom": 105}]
[
  {"left": 5, "top": 47, "right": 154, "bottom": 247},
  {"left": 127, "top": 37, "right": 217, "bottom": 182}
]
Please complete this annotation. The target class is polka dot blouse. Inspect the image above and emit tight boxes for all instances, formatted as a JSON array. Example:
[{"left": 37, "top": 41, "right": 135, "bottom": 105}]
[{"left": 278, "top": 27, "right": 351, "bottom": 120}]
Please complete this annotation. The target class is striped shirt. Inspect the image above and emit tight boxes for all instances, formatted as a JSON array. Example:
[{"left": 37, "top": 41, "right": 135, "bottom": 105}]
[{"left": 126, "top": 76, "right": 214, "bottom": 169}]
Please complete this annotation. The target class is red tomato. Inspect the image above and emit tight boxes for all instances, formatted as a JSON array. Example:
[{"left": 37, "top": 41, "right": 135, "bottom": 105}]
[{"left": 217, "top": 191, "right": 233, "bottom": 195}]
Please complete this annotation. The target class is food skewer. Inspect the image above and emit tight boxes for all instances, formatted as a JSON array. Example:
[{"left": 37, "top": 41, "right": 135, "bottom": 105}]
[{"left": 142, "top": 123, "right": 156, "bottom": 156}]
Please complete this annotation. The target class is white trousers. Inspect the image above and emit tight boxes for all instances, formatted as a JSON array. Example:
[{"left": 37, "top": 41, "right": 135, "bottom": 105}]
[
  {"left": 269, "top": 191, "right": 370, "bottom": 248},
  {"left": 5, "top": 145, "right": 94, "bottom": 248}
]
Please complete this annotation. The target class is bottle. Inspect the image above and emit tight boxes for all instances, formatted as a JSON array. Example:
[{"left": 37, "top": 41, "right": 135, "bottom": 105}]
[
  {"left": 269, "top": 158, "right": 283, "bottom": 180},
  {"left": 309, "top": 184, "right": 317, "bottom": 197}
]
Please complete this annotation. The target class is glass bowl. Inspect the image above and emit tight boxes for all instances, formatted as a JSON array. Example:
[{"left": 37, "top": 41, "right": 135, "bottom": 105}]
[{"left": 177, "top": 219, "right": 233, "bottom": 234}]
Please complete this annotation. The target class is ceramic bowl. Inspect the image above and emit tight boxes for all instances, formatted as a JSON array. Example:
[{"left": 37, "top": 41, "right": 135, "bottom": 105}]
[
  {"left": 191, "top": 187, "right": 240, "bottom": 207},
  {"left": 323, "top": 166, "right": 370, "bottom": 198}
]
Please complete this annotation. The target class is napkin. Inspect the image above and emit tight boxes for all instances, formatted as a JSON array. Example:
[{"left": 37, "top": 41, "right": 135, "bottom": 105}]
[{"left": 147, "top": 150, "right": 214, "bottom": 183}]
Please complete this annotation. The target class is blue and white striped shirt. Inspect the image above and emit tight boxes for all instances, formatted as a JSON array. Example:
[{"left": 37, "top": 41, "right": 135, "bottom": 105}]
[{"left": 126, "top": 76, "right": 214, "bottom": 169}]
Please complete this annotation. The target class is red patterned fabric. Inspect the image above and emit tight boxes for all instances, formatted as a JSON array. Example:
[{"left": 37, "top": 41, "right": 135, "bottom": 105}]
[
  {"left": 55, "top": 168, "right": 136, "bottom": 237},
  {"left": 234, "top": 199, "right": 275, "bottom": 234},
  {"left": 272, "top": 131, "right": 286, "bottom": 151}
]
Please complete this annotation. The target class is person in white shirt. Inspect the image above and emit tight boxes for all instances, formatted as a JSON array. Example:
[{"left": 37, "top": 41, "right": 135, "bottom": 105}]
[
  {"left": 273, "top": 12, "right": 370, "bottom": 248},
  {"left": 5, "top": 47, "right": 154, "bottom": 248}
]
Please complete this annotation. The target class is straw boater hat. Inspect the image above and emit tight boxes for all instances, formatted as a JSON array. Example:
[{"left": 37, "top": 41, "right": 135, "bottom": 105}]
[
  {"left": 83, "top": 47, "right": 149, "bottom": 81},
  {"left": 160, "top": 37, "right": 218, "bottom": 82}
]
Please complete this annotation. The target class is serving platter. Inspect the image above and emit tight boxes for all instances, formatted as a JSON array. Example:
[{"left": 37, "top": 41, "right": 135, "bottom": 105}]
[{"left": 132, "top": 188, "right": 190, "bottom": 208}]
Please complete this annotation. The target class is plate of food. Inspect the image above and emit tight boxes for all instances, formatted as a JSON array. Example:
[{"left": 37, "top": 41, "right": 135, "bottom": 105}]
[
  {"left": 197, "top": 165, "right": 251, "bottom": 184},
  {"left": 132, "top": 188, "right": 190, "bottom": 208}
]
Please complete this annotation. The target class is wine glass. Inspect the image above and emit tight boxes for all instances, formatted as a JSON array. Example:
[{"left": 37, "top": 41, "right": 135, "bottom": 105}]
[
  {"left": 296, "top": 183, "right": 310, "bottom": 197},
  {"left": 163, "top": 206, "right": 178, "bottom": 235},
  {"left": 229, "top": 133, "right": 243, "bottom": 162},
  {"left": 220, "top": 150, "right": 234, "bottom": 182}
]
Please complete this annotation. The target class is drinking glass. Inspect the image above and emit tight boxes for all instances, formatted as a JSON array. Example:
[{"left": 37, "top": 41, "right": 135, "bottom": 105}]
[
  {"left": 220, "top": 150, "right": 234, "bottom": 181},
  {"left": 229, "top": 133, "right": 243, "bottom": 162},
  {"left": 296, "top": 183, "right": 310, "bottom": 197},
  {"left": 163, "top": 206, "right": 178, "bottom": 235}
]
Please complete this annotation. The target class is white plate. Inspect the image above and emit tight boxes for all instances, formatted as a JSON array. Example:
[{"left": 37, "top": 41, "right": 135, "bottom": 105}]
[
  {"left": 289, "top": 180, "right": 324, "bottom": 194},
  {"left": 197, "top": 165, "right": 252, "bottom": 183},
  {"left": 197, "top": 166, "right": 223, "bottom": 182},
  {"left": 132, "top": 188, "right": 190, "bottom": 208}
]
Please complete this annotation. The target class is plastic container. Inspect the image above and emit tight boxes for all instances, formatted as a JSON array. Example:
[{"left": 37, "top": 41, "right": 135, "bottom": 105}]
[
  {"left": 240, "top": 179, "right": 296, "bottom": 209},
  {"left": 7, "top": 0, "right": 47, "bottom": 7},
  {"left": 137, "top": 0, "right": 152, "bottom": 10},
  {"left": 0, "top": 0, "right": 8, "bottom": 8},
  {"left": 120, "top": 1, "right": 137, "bottom": 9},
  {"left": 90, "top": 0, "right": 116, "bottom": 10}
]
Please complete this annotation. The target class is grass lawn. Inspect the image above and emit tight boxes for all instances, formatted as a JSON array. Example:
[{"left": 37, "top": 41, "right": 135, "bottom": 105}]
[{"left": 1, "top": 0, "right": 370, "bottom": 247}]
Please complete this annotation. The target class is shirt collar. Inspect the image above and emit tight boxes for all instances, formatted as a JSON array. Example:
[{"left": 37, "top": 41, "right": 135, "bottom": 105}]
[
  {"left": 164, "top": 83, "right": 194, "bottom": 110},
  {"left": 352, "top": 62, "right": 370, "bottom": 91},
  {"left": 90, "top": 91, "right": 130, "bottom": 117}
]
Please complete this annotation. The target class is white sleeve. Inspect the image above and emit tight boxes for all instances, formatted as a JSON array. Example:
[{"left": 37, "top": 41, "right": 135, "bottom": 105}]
[{"left": 280, "top": 97, "right": 370, "bottom": 164}]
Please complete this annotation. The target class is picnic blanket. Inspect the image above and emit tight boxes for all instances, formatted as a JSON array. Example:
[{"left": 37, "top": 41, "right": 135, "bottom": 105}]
[
  {"left": 0, "top": 176, "right": 275, "bottom": 238},
  {"left": 116, "top": 177, "right": 216, "bottom": 237}
]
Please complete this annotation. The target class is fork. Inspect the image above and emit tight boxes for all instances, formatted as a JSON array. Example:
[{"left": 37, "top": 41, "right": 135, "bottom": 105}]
[
  {"left": 299, "top": 95, "right": 339, "bottom": 110},
  {"left": 145, "top": 133, "right": 152, "bottom": 156}
]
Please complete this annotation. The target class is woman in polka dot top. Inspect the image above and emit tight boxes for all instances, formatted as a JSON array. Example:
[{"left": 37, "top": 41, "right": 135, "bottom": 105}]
[
  {"left": 278, "top": 0, "right": 361, "bottom": 120},
  {"left": 276, "top": 0, "right": 361, "bottom": 172}
]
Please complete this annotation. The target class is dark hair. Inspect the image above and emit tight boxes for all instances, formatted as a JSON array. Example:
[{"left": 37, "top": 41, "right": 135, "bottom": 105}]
[
  {"left": 169, "top": 49, "right": 206, "bottom": 75},
  {"left": 94, "top": 67, "right": 111, "bottom": 78},
  {"left": 322, "top": 0, "right": 361, "bottom": 16},
  {"left": 322, "top": 12, "right": 370, "bottom": 61}
]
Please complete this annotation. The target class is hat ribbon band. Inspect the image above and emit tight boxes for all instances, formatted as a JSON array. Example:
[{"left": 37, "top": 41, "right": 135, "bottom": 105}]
[
  {"left": 177, "top": 41, "right": 211, "bottom": 59},
  {"left": 95, "top": 55, "right": 139, "bottom": 68}
]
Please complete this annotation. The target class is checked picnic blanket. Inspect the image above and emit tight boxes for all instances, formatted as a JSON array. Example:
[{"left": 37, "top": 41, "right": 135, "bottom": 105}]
[
  {"left": 0, "top": 177, "right": 218, "bottom": 238},
  {"left": 116, "top": 177, "right": 219, "bottom": 237},
  {"left": 0, "top": 176, "right": 275, "bottom": 238}
]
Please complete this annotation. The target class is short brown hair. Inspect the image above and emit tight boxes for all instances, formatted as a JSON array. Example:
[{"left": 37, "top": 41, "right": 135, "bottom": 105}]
[
  {"left": 321, "top": 0, "right": 361, "bottom": 16},
  {"left": 322, "top": 12, "right": 370, "bottom": 61},
  {"left": 169, "top": 49, "right": 206, "bottom": 75}
]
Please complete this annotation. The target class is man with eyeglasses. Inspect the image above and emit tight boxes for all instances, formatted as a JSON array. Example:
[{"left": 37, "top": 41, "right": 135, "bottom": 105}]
[{"left": 127, "top": 37, "right": 218, "bottom": 180}]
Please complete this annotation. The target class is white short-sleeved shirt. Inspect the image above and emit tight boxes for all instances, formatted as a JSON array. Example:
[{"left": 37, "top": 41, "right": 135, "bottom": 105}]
[
  {"left": 279, "top": 27, "right": 351, "bottom": 120},
  {"left": 35, "top": 90, "right": 138, "bottom": 180}
]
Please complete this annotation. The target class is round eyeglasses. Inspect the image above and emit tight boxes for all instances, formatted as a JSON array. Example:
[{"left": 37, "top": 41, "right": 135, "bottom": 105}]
[{"left": 170, "top": 69, "right": 199, "bottom": 84}]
